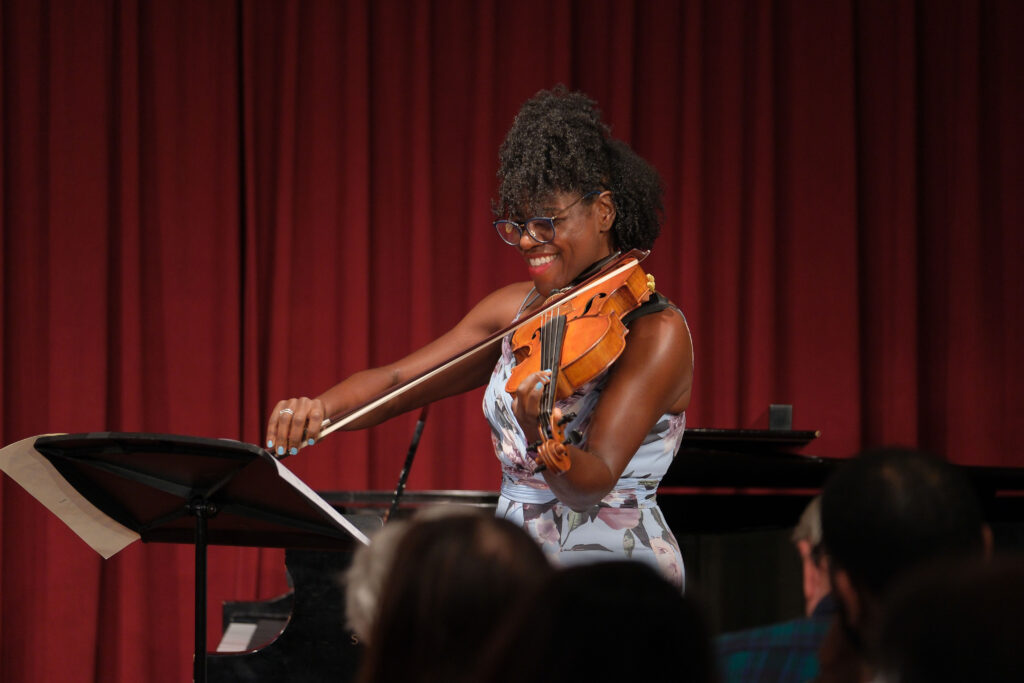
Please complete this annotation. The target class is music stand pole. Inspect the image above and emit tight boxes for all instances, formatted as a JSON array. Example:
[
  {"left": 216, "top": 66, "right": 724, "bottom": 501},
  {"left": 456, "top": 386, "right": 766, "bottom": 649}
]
[{"left": 190, "top": 498, "right": 216, "bottom": 683}]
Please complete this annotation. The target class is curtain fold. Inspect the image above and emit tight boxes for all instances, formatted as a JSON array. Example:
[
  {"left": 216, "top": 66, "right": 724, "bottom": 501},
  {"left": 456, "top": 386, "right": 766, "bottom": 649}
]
[{"left": 1, "top": 1, "right": 1021, "bottom": 681}]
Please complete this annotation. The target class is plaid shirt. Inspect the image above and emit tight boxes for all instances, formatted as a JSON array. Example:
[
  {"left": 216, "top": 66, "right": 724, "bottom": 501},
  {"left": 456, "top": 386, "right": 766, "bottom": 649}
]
[{"left": 715, "top": 594, "right": 837, "bottom": 683}]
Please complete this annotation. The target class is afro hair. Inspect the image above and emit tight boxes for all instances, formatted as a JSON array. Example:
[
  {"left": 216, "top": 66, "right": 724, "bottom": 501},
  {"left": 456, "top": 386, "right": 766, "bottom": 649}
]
[{"left": 496, "top": 85, "right": 664, "bottom": 252}]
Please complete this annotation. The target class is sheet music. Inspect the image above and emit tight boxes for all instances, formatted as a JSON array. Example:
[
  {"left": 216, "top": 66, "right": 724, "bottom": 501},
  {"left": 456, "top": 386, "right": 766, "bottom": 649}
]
[
  {"left": 269, "top": 456, "right": 371, "bottom": 545},
  {"left": 0, "top": 435, "right": 140, "bottom": 559}
]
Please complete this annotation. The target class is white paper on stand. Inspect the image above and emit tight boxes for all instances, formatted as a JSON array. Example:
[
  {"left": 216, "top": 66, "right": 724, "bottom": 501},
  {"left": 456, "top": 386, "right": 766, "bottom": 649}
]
[{"left": 0, "top": 435, "right": 140, "bottom": 558}]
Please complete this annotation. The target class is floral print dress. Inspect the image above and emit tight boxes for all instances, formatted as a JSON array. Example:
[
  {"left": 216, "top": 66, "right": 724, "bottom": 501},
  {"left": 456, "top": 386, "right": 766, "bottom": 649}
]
[{"left": 482, "top": 303, "right": 688, "bottom": 589}]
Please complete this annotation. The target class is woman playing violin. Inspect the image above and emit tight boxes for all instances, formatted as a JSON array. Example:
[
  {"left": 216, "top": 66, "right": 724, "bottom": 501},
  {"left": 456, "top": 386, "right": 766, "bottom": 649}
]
[{"left": 266, "top": 86, "right": 693, "bottom": 588}]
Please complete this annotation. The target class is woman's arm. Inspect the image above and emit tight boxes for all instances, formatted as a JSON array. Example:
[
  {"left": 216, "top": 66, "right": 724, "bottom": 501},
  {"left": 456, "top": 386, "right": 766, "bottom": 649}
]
[{"left": 266, "top": 282, "right": 533, "bottom": 455}]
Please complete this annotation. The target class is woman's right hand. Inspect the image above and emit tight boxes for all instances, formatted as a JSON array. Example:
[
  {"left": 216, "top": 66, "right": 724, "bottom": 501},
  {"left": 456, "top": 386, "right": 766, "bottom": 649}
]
[{"left": 265, "top": 397, "right": 327, "bottom": 457}]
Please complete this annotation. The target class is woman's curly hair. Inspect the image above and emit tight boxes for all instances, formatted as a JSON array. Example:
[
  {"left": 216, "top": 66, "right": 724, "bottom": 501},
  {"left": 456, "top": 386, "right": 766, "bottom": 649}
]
[{"left": 495, "top": 85, "right": 664, "bottom": 252}]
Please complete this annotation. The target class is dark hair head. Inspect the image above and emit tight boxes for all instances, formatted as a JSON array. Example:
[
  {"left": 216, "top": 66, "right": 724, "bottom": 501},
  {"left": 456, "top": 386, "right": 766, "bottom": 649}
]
[
  {"left": 496, "top": 85, "right": 664, "bottom": 251},
  {"left": 875, "top": 556, "right": 1024, "bottom": 683},
  {"left": 475, "top": 561, "right": 716, "bottom": 683},
  {"left": 820, "top": 447, "right": 985, "bottom": 597},
  {"left": 357, "top": 512, "right": 552, "bottom": 683}
]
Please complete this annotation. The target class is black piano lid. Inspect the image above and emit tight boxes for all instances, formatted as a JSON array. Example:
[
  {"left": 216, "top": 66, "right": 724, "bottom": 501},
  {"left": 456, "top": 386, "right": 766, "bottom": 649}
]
[{"left": 681, "top": 427, "right": 821, "bottom": 451}]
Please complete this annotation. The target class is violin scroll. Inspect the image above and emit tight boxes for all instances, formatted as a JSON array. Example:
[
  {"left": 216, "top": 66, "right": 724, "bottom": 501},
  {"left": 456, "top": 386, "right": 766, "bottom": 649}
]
[
  {"left": 531, "top": 410, "right": 576, "bottom": 475},
  {"left": 535, "top": 438, "right": 570, "bottom": 475}
]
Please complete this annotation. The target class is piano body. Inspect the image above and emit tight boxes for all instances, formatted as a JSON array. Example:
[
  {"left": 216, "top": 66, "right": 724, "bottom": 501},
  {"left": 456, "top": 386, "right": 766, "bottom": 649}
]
[{"left": 208, "top": 428, "right": 1024, "bottom": 682}]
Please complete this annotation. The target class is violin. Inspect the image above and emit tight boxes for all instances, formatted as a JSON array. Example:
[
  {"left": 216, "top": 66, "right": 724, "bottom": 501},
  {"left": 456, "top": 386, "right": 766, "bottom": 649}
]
[{"left": 505, "top": 259, "right": 655, "bottom": 474}]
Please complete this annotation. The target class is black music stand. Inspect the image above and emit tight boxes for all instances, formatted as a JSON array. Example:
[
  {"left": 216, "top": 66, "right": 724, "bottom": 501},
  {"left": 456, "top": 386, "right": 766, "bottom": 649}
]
[{"left": 30, "top": 432, "right": 372, "bottom": 683}]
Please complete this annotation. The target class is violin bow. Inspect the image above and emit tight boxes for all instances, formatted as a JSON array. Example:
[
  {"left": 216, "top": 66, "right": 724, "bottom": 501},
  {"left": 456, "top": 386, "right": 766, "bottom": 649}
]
[{"left": 314, "top": 249, "right": 650, "bottom": 442}]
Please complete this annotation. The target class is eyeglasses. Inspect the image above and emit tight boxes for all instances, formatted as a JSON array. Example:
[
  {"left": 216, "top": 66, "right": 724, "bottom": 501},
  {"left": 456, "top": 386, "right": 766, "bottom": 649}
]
[{"left": 493, "top": 191, "right": 601, "bottom": 246}]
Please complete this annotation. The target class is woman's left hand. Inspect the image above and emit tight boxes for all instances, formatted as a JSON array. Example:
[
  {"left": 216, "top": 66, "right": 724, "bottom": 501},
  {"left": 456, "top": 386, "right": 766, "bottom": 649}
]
[{"left": 510, "top": 370, "right": 551, "bottom": 445}]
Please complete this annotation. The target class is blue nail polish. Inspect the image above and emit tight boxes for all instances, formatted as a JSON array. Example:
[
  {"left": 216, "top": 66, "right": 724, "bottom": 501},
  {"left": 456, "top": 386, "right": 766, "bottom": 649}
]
[
  {"left": 289, "top": 447, "right": 298, "bottom": 455},
  {"left": 276, "top": 446, "right": 284, "bottom": 456},
  {"left": 267, "top": 440, "right": 274, "bottom": 449},
  {"left": 534, "top": 381, "right": 544, "bottom": 391},
  {"left": 308, "top": 438, "right": 315, "bottom": 446}
]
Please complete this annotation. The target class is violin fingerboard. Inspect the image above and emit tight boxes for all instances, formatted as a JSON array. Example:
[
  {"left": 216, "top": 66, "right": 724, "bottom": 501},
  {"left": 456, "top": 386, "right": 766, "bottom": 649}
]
[{"left": 538, "top": 313, "right": 567, "bottom": 420}]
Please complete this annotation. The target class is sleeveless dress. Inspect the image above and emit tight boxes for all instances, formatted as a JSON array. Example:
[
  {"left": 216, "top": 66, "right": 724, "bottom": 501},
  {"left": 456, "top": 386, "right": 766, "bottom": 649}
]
[{"left": 482, "top": 293, "right": 688, "bottom": 589}]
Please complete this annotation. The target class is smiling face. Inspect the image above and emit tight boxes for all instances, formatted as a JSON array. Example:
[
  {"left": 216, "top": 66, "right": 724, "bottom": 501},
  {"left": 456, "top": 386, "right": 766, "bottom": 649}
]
[{"left": 515, "top": 190, "right": 616, "bottom": 296}]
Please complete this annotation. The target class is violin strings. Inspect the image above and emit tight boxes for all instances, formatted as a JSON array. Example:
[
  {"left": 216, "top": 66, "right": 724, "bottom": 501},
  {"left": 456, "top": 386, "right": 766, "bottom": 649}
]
[
  {"left": 538, "top": 305, "right": 567, "bottom": 440},
  {"left": 540, "top": 309, "right": 554, "bottom": 432}
]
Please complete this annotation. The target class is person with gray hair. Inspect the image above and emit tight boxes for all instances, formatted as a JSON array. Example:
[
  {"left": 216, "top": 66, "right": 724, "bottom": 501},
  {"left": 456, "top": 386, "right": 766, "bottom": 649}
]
[
  {"left": 341, "top": 519, "right": 411, "bottom": 646},
  {"left": 792, "top": 496, "right": 831, "bottom": 617},
  {"left": 716, "top": 495, "right": 837, "bottom": 682}
]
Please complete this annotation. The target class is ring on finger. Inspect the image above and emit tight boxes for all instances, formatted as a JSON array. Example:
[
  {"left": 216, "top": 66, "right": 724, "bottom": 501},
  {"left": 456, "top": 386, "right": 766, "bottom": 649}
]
[{"left": 279, "top": 408, "right": 295, "bottom": 415}]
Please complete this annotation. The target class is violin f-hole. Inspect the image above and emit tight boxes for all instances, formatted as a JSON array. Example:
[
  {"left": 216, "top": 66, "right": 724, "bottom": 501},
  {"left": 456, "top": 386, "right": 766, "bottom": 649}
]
[{"left": 580, "top": 292, "right": 607, "bottom": 317}]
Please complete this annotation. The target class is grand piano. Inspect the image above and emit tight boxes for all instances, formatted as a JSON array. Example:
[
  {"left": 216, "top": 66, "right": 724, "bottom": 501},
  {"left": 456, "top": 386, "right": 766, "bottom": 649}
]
[{"left": 207, "top": 428, "right": 1024, "bottom": 682}]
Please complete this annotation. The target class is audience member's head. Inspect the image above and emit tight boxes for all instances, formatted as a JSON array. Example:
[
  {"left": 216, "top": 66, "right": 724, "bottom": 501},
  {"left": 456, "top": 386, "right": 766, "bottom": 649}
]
[
  {"left": 792, "top": 495, "right": 830, "bottom": 616},
  {"left": 818, "top": 447, "right": 989, "bottom": 678},
  {"left": 342, "top": 518, "right": 411, "bottom": 644},
  {"left": 476, "top": 560, "right": 717, "bottom": 683},
  {"left": 355, "top": 510, "right": 552, "bottom": 683},
  {"left": 875, "top": 555, "right": 1024, "bottom": 683}
]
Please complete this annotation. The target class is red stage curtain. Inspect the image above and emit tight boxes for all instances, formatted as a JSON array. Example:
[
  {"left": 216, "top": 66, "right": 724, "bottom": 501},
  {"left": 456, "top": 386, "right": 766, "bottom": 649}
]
[{"left": 1, "top": 1, "right": 1021, "bottom": 681}]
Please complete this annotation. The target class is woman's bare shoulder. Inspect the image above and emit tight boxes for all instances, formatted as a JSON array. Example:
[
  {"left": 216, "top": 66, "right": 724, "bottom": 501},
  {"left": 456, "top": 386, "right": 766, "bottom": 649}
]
[{"left": 463, "top": 280, "right": 538, "bottom": 332}]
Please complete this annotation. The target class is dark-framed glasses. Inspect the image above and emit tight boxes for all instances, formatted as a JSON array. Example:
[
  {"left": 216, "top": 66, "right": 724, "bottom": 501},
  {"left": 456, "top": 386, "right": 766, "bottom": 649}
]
[{"left": 493, "top": 190, "right": 601, "bottom": 246}]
